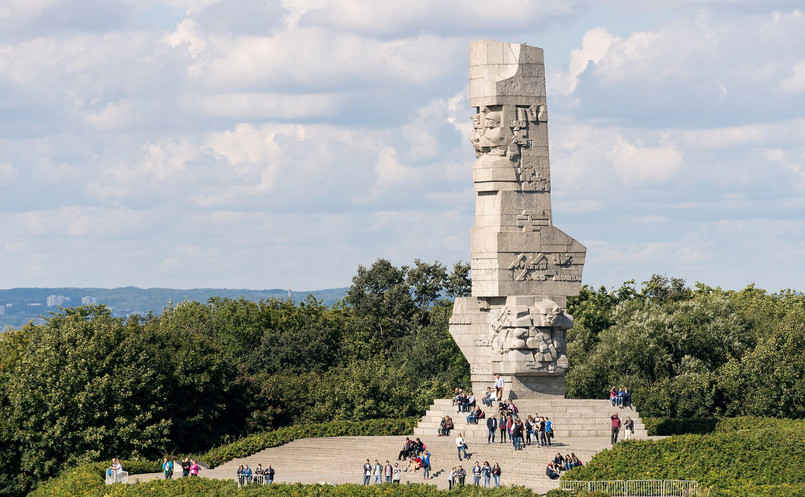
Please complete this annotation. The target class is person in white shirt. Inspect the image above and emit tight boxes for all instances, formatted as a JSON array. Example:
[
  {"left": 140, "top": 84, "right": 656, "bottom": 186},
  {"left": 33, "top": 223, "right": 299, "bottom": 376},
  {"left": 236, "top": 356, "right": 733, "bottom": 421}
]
[
  {"left": 494, "top": 374, "right": 504, "bottom": 401},
  {"left": 456, "top": 432, "right": 467, "bottom": 461}
]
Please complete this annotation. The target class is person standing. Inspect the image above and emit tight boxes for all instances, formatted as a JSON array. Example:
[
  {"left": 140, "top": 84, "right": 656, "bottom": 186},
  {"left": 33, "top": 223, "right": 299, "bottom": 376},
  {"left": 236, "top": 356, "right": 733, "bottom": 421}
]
[
  {"left": 538, "top": 416, "right": 547, "bottom": 446},
  {"left": 487, "top": 414, "right": 497, "bottom": 444},
  {"left": 363, "top": 459, "right": 372, "bottom": 486},
  {"left": 499, "top": 415, "right": 508, "bottom": 443},
  {"left": 492, "top": 462, "right": 501, "bottom": 487},
  {"left": 448, "top": 467, "right": 456, "bottom": 490},
  {"left": 265, "top": 465, "right": 275, "bottom": 484},
  {"left": 481, "top": 461, "right": 492, "bottom": 488},
  {"left": 545, "top": 417, "right": 553, "bottom": 446},
  {"left": 611, "top": 413, "right": 622, "bottom": 444},
  {"left": 384, "top": 460, "right": 393, "bottom": 483},
  {"left": 494, "top": 374, "right": 504, "bottom": 400},
  {"left": 457, "top": 465, "right": 466, "bottom": 486},
  {"left": 373, "top": 460, "right": 383, "bottom": 484},
  {"left": 181, "top": 458, "right": 191, "bottom": 478},
  {"left": 162, "top": 457, "right": 173, "bottom": 480},
  {"left": 624, "top": 416, "right": 634, "bottom": 440},
  {"left": 456, "top": 432, "right": 467, "bottom": 461},
  {"left": 392, "top": 463, "right": 401, "bottom": 484},
  {"left": 472, "top": 461, "right": 482, "bottom": 485},
  {"left": 422, "top": 451, "right": 431, "bottom": 480},
  {"left": 189, "top": 460, "right": 200, "bottom": 477}
]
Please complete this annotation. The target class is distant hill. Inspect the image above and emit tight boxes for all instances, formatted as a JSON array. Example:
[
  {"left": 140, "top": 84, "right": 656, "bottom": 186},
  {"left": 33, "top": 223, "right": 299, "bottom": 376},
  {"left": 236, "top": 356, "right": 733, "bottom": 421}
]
[{"left": 0, "top": 287, "right": 348, "bottom": 330}]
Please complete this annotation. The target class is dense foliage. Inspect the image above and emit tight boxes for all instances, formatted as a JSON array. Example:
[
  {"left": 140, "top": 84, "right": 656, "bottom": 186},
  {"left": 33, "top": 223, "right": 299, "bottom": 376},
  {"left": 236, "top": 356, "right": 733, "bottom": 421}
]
[
  {"left": 0, "top": 259, "right": 470, "bottom": 496},
  {"left": 1, "top": 262, "right": 803, "bottom": 496},
  {"left": 559, "top": 417, "right": 805, "bottom": 496},
  {"left": 565, "top": 276, "right": 805, "bottom": 418}
]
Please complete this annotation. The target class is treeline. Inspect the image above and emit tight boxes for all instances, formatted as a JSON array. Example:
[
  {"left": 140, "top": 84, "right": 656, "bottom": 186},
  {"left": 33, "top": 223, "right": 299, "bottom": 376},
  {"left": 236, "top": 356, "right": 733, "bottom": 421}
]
[
  {"left": 0, "top": 262, "right": 803, "bottom": 496},
  {"left": 0, "top": 259, "right": 470, "bottom": 496},
  {"left": 566, "top": 275, "right": 805, "bottom": 419}
]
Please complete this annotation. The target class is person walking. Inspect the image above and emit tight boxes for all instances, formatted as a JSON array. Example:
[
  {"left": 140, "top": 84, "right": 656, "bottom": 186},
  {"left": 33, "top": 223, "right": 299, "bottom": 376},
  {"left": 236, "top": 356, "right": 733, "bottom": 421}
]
[
  {"left": 487, "top": 414, "right": 497, "bottom": 444},
  {"left": 545, "top": 417, "right": 553, "bottom": 446},
  {"left": 456, "top": 432, "right": 467, "bottom": 461},
  {"left": 181, "top": 458, "right": 191, "bottom": 478},
  {"left": 611, "top": 413, "right": 622, "bottom": 444}
]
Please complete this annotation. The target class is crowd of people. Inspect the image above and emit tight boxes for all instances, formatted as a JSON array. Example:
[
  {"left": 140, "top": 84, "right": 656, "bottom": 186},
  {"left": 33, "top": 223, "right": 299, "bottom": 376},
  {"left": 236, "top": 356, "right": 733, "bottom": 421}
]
[
  {"left": 448, "top": 461, "right": 502, "bottom": 489},
  {"left": 609, "top": 386, "right": 632, "bottom": 408},
  {"left": 363, "top": 459, "right": 403, "bottom": 484},
  {"left": 545, "top": 452, "right": 582, "bottom": 480},
  {"left": 236, "top": 463, "right": 275, "bottom": 485}
]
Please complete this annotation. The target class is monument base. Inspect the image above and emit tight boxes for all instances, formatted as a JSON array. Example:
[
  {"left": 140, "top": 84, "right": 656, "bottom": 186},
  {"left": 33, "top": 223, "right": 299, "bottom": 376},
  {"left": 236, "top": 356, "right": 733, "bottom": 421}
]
[{"left": 449, "top": 296, "right": 567, "bottom": 399}]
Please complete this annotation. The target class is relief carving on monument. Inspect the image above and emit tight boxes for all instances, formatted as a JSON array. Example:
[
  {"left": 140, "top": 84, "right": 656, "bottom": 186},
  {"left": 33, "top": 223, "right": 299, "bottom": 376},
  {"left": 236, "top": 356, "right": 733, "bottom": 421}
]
[
  {"left": 488, "top": 299, "right": 571, "bottom": 374},
  {"left": 508, "top": 252, "right": 582, "bottom": 282}
]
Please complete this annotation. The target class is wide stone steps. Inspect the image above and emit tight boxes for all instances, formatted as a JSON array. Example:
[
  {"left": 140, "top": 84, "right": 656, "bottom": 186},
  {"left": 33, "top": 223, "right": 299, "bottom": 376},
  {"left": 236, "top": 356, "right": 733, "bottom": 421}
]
[
  {"left": 128, "top": 398, "right": 647, "bottom": 494},
  {"left": 417, "top": 398, "right": 647, "bottom": 441},
  {"left": 191, "top": 434, "right": 613, "bottom": 494}
]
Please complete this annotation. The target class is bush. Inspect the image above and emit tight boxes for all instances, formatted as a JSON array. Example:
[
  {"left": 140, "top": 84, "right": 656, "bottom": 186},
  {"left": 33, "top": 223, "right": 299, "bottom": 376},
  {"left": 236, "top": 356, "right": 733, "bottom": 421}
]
[
  {"left": 643, "top": 417, "right": 718, "bottom": 435},
  {"left": 561, "top": 418, "right": 805, "bottom": 496}
]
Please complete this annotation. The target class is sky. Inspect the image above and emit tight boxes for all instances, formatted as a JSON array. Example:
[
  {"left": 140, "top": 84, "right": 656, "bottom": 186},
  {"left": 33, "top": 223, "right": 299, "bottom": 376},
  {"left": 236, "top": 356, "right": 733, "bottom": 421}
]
[{"left": 1, "top": 0, "right": 804, "bottom": 293}]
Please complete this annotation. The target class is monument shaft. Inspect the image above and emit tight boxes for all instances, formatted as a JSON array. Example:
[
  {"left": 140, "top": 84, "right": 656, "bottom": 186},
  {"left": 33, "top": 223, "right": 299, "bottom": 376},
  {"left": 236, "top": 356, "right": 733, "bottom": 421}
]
[{"left": 450, "top": 41, "right": 586, "bottom": 398}]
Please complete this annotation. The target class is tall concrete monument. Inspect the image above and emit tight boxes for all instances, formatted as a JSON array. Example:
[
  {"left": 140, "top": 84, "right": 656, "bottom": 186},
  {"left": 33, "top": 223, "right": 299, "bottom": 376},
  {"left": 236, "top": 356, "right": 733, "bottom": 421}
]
[{"left": 449, "top": 41, "right": 586, "bottom": 398}]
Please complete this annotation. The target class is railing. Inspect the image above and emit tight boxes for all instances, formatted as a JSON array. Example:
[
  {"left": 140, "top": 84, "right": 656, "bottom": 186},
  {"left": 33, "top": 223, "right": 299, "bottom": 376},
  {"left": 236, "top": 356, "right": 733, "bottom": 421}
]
[
  {"left": 560, "top": 480, "right": 698, "bottom": 496},
  {"left": 237, "top": 474, "right": 272, "bottom": 487},
  {"left": 105, "top": 470, "right": 128, "bottom": 485}
]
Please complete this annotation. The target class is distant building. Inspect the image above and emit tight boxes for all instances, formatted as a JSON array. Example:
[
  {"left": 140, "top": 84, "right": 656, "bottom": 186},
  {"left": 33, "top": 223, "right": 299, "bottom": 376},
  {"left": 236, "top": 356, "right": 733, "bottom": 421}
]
[
  {"left": 81, "top": 296, "right": 97, "bottom": 305},
  {"left": 47, "top": 295, "right": 70, "bottom": 307}
]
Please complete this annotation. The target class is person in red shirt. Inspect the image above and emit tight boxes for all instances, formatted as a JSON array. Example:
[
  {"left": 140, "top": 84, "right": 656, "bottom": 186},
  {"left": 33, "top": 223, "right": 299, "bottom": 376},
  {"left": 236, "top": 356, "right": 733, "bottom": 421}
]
[{"left": 610, "top": 413, "right": 622, "bottom": 444}]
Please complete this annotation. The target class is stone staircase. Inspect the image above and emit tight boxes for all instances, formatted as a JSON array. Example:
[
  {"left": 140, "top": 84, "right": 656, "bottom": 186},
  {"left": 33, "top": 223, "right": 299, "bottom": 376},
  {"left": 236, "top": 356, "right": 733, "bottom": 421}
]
[
  {"left": 415, "top": 398, "right": 647, "bottom": 440},
  {"left": 131, "top": 399, "right": 648, "bottom": 494}
]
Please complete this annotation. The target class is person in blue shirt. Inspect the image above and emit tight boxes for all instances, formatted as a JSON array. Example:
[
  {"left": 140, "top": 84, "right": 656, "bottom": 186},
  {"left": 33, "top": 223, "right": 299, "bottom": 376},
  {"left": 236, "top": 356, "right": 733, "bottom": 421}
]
[
  {"left": 162, "top": 457, "right": 173, "bottom": 480},
  {"left": 545, "top": 417, "right": 553, "bottom": 446}
]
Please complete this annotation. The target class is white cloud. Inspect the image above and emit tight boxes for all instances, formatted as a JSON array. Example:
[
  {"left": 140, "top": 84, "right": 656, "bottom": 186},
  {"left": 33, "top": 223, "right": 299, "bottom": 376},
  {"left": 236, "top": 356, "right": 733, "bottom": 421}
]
[
  {"left": 608, "top": 138, "right": 683, "bottom": 186},
  {"left": 551, "top": 27, "right": 619, "bottom": 96},
  {"left": 0, "top": 162, "right": 19, "bottom": 185},
  {"left": 779, "top": 60, "right": 805, "bottom": 94}
]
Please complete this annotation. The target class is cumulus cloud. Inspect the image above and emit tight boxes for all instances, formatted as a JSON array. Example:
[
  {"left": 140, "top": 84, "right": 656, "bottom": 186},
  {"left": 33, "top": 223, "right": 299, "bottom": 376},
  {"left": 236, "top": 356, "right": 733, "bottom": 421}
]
[{"left": 0, "top": 0, "right": 803, "bottom": 293}]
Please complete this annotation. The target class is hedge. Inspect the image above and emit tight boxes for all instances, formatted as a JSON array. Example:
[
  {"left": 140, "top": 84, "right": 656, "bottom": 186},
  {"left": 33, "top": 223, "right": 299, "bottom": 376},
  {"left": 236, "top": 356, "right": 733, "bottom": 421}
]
[
  {"left": 642, "top": 417, "right": 718, "bottom": 436},
  {"left": 52, "top": 480, "right": 543, "bottom": 496},
  {"left": 561, "top": 417, "right": 805, "bottom": 496}
]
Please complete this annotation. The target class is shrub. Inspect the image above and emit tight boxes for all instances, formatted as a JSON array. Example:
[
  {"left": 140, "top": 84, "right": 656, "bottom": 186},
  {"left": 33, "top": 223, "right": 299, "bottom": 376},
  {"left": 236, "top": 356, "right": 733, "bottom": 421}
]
[
  {"left": 561, "top": 418, "right": 805, "bottom": 496},
  {"left": 642, "top": 417, "right": 718, "bottom": 435}
]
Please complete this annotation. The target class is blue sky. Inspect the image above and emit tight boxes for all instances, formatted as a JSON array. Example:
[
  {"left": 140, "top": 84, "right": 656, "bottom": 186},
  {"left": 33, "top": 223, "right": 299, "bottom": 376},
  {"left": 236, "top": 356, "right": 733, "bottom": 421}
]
[{"left": 1, "top": 0, "right": 803, "bottom": 292}]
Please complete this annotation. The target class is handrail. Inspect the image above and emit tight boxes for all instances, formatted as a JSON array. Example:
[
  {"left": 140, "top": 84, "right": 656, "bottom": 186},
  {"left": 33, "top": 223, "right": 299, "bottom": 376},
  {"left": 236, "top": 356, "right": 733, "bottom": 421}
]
[{"left": 560, "top": 479, "right": 698, "bottom": 496}]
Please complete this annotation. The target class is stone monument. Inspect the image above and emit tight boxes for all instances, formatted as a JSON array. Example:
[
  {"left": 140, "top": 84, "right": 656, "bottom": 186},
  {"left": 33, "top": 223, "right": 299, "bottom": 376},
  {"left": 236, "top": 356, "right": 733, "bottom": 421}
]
[{"left": 449, "top": 41, "right": 586, "bottom": 398}]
